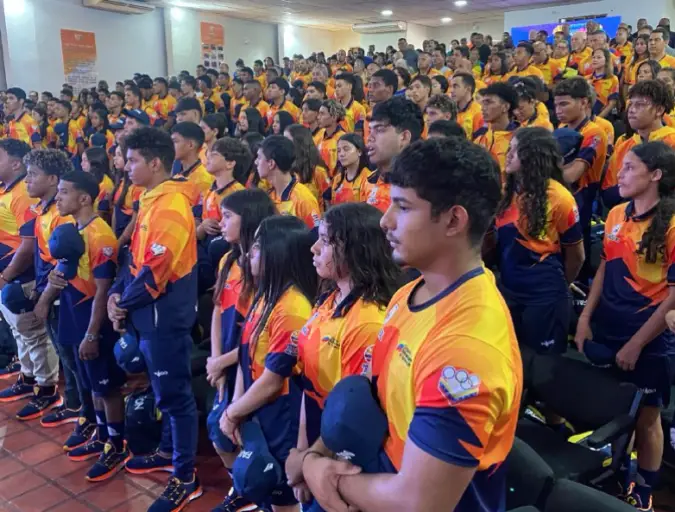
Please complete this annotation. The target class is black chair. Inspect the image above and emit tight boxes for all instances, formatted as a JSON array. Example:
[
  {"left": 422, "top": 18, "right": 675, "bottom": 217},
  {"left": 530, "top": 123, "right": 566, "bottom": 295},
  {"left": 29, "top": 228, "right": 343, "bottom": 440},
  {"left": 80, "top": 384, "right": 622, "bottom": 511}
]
[
  {"left": 543, "top": 479, "right": 636, "bottom": 512},
  {"left": 517, "top": 353, "right": 641, "bottom": 485},
  {"left": 505, "top": 438, "right": 555, "bottom": 510}
]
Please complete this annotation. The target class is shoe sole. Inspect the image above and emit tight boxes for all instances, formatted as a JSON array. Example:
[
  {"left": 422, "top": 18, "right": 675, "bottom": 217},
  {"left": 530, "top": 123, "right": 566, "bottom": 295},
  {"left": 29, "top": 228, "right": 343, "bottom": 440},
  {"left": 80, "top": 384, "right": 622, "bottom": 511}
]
[
  {"left": 68, "top": 449, "right": 105, "bottom": 462},
  {"left": 16, "top": 397, "right": 64, "bottom": 421},
  {"left": 172, "top": 486, "right": 203, "bottom": 512},
  {"left": 85, "top": 454, "right": 132, "bottom": 482},
  {"left": 41, "top": 416, "right": 81, "bottom": 428},
  {"left": 0, "top": 392, "right": 33, "bottom": 403},
  {"left": 63, "top": 438, "right": 92, "bottom": 453},
  {"left": 125, "top": 464, "right": 175, "bottom": 475}
]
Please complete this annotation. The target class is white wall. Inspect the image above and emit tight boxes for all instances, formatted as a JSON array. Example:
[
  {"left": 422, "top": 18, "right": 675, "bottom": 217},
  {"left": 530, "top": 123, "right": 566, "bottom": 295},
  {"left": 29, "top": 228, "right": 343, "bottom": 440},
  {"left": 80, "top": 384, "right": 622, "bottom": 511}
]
[
  {"left": 406, "top": 22, "right": 434, "bottom": 49},
  {"left": 2, "top": 0, "right": 166, "bottom": 92},
  {"left": 504, "top": 0, "right": 671, "bottom": 32},
  {"left": 432, "top": 17, "right": 505, "bottom": 45},
  {"left": 166, "top": 7, "right": 278, "bottom": 75},
  {"left": 358, "top": 32, "right": 406, "bottom": 53},
  {"left": 278, "top": 24, "right": 359, "bottom": 59}
]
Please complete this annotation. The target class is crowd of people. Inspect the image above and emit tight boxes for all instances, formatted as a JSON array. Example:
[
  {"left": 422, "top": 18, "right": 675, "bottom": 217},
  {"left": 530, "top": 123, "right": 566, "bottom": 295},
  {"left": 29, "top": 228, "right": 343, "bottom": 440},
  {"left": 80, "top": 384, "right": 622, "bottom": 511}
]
[{"left": 0, "top": 11, "right": 673, "bottom": 512}]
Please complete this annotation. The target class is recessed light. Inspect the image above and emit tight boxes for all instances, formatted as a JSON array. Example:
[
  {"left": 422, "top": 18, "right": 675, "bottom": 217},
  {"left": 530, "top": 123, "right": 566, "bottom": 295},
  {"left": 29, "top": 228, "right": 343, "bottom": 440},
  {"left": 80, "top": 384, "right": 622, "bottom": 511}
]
[
  {"left": 381, "top": 9, "right": 393, "bottom": 16},
  {"left": 455, "top": 0, "right": 468, "bottom": 6},
  {"left": 441, "top": 17, "right": 452, "bottom": 23}
]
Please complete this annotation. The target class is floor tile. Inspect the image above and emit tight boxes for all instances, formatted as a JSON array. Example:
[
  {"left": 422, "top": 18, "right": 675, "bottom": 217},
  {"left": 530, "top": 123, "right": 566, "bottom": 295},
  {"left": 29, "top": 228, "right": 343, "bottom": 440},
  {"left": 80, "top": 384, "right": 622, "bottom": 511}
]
[
  {"left": 47, "top": 499, "right": 96, "bottom": 512},
  {"left": 0, "top": 469, "right": 46, "bottom": 500},
  {"left": 0, "top": 456, "right": 25, "bottom": 481},
  {"left": 10, "top": 482, "right": 70, "bottom": 512},
  {"left": 124, "top": 471, "right": 166, "bottom": 491},
  {"left": 0, "top": 429, "right": 46, "bottom": 454},
  {"left": 15, "top": 440, "right": 64, "bottom": 466},
  {"left": 78, "top": 476, "right": 141, "bottom": 510},
  {"left": 109, "top": 494, "right": 156, "bottom": 512},
  {"left": 0, "top": 418, "right": 28, "bottom": 439},
  {"left": 33, "top": 452, "right": 82, "bottom": 480},
  {"left": 55, "top": 465, "right": 94, "bottom": 496}
]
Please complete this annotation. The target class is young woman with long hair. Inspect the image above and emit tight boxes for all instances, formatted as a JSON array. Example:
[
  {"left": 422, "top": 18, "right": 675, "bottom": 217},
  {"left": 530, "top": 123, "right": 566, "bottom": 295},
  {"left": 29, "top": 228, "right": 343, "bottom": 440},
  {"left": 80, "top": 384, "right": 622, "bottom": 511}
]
[
  {"left": 624, "top": 34, "right": 650, "bottom": 91},
  {"left": 111, "top": 143, "right": 143, "bottom": 246},
  {"left": 31, "top": 106, "right": 50, "bottom": 148},
  {"left": 207, "top": 189, "right": 277, "bottom": 512},
  {"left": 485, "top": 52, "right": 509, "bottom": 85},
  {"left": 200, "top": 113, "right": 227, "bottom": 152},
  {"left": 328, "top": 133, "right": 371, "bottom": 206},
  {"left": 284, "top": 202, "right": 401, "bottom": 506},
  {"left": 220, "top": 216, "right": 317, "bottom": 512},
  {"left": 489, "top": 127, "right": 585, "bottom": 354},
  {"left": 513, "top": 78, "right": 553, "bottom": 130},
  {"left": 284, "top": 124, "right": 331, "bottom": 208},
  {"left": 81, "top": 146, "right": 114, "bottom": 224},
  {"left": 236, "top": 107, "right": 265, "bottom": 137},
  {"left": 87, "top": 108, "right": 115, "bottom": 153},
  {"left": 273, "top": 110, "right": 295, "bottom": 136},
  {"left": 576, "top": 141, "right": 675, "bottom": 511},
  {"left": 589, "top": 48, "right": 619, "bottom": 119}
]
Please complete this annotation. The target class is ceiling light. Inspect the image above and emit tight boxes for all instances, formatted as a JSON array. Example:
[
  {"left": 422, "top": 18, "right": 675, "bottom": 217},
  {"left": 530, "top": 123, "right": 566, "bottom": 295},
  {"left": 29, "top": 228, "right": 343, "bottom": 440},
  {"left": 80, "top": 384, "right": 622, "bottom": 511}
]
[
  {"left": 455, "top": 0, "right": 468, "bottom": 6},
  {"left": 381, "top": 10, "right": 393, "bottom": 16},
  {"left": 441, "top": 17, "right": 452, "bottom": 23}
]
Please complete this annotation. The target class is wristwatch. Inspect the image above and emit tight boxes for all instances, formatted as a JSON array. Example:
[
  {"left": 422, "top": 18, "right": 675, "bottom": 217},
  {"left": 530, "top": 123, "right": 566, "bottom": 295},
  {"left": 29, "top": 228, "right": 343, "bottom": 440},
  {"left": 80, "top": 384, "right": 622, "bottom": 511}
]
[{"left": 84, "top": 333, "right": 98, "bottom": 342}]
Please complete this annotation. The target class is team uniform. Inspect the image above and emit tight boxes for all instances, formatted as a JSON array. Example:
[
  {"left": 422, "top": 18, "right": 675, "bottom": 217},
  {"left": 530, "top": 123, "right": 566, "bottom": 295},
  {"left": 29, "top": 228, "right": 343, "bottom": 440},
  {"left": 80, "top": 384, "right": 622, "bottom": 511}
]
[
  {"left": 457, "top": 100, "right": 484, "bottom": 139},
  {"left": 372, "top": 269, "right": 522, "bottom": 512},
  {"left": 340, "top": 99, "right": 367, "bottom": 133},
  {"left": 239, "top": 287, "right": 313, "bottom": 507},
  {"left": 592, "top": 115, "right": 615, "bottom": 153},
  {"left": 360, "top": 170, "right": 391, "bottom": 213},
  {"left": 657, "top": 54, "right": 675, "bottom": 69},
  {"left": 317, "top": 128, "right": 346, "bottom": 177},
  {"left": 112, "top": 178, "right": 198, "bottom": 481},
  {"left": 519, "top": 107, "right": 554, "bottom": 130},
  {"left": 57, "top": 119, "right": 84, "bottom": 158},
  {"left": 266, "top": 100, "right": 301, "bottom": 127},
  {"left": 568, "top": 48, "right": 592, "bottom": 71},
  {"left": 87, "top": 130, "right": 115, "bottom": 153},
  {"left": 495, "top": 180, "right": 583, "bottom": 352},
  {"left": 535, "top": 59, "right": 565, "bottom": 88},
  {"left": 4, "top": 112, "right": 41, "bottom": 146},
  {"left": 152, "top": 95, "right": 177, "bottom": 125},
  {"left": 504, "top": 65, "right": 545, "bottom": 82},
  {"left": 589, "top": 202, "right": 675, "bottom": 406},
  {"left": 242, "top": 99, "right": 271, "bottom": 126},
  {"left": 326, "top": 167, "right": 371, "bottom": 206},
  {"left": 267, "top": 176, "right": 321, "bottom": 229},
  {"left": 588, "top": 74, "right": 619, "bottom": 116},
  {"left": 112, "top": 180, "right": 143, "bottom": 239},
  {"left": 301, "top": 166, "right": 332, "bottom": 210},
  {"left": 473, "top": 122, "right": 519, "bottom": 173},
  {"left": 94, "top": 174, "right": 114, "bottom": 219},
  {"left": 172, "top": 161, "right": 215, "bottom": 218},
  {"left": 202, "top": 180, "right": 245, "bottom": 224},
  {"left": 613, "top": 42, "right": 634, "bottom": 65}
]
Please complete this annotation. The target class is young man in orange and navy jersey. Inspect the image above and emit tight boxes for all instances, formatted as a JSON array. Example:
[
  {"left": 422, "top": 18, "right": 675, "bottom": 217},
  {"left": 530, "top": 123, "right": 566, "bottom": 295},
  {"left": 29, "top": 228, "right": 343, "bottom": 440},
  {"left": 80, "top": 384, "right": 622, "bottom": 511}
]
[
  {"left": 505, "top": 42, "right": 545, "bottom": 82},
  {"left": 554, "top": 77, "right": 609, "bottom": 282},
  {"left": 416, "top": 51, "right": 440, "bottom": 78},
  {"left": 170, "top": 121, "right": 214, "bottom": 218},
  {"left": 408, "top": 76, "right": 432, "bottom": 137},
  {"left": 362, "top": 96, "right": 423, "bottom": 213},
  {"left": 198, "top": 75, "right": 224, "bottom": 114},
  {"left": 649, "top": 27, "right": 675, "bottom": 69},
  {"left": 532, "top": 41, "right": 564, "bottom": 89},
  {"left": 39, "top": 171, "right": 128, "bottom": 481},
  {"left": 125, "top": 85, "right": 158, "bottom": 127},
  {"left": 242, "top": 80, "right": 270, "bottom": 127},
  {"left": 317, "top": 100, "right": 347, "bottom": 177},
  {"left": 302, "top": 98, "right": 323, "bottom": 145},
  {"left": 52, "top": 100, "right": 85, "bottom": 161},
  {"left": 256, "top": 135, "right": 320, "bottom": 229},
  {"left": 108, "top": 127, "right": 202, "bottom": 510},
  {"left": 107, "top": 92, "right": 126, "bottom": 127},
  {"left": 302, "top": 137, "right": 522, "bottom": 512},
  {"left": 612, "top": 24, "right": 634, "bottom": 65},
  {"left": 266, "top": 78, "right": 301, "bottom": 128},
  {"left": 473, "top": 83, "right": 519, "bottom": 173},
  {"left": 334, "top": 72, "right": 366, "bottom": 135},
  {"left": 311, "top": 64, "right": 336, "bottom": 99},
  {"left": 2, "top": 88, "right": 41, "bottom": 147},
  {"left": 152, "top": 78, "right": 177, "bottom": 129},
  {"left": 0, "top": 141, "right": 59, "bottom": 416},
  {"left": 577, "top": 141, "right": 675, "bottom": 511},
  {"left": 451, "top": 72, "right": 484, "bottom": 138},
  {"left": 602, "top": 80, "right": 675, "bottom": 209}
]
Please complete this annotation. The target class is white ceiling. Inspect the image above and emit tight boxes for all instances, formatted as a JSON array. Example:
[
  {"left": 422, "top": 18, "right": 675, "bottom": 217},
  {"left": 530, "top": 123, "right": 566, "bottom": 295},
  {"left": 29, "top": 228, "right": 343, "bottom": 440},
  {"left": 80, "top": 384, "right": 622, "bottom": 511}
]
[{"left": 154, "top": 0, "right": 595, "bottom": 31}]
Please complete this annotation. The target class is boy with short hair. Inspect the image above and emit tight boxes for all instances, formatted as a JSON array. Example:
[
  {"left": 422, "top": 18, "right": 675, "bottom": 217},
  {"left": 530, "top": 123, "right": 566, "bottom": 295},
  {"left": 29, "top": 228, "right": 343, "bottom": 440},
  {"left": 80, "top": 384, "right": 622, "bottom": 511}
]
[
  {"left": 52, "top": 100, "right": 85, "bottom": 158},
  {"left": 170, "top": 122, "right": 214, "bottom": 216},
  {"left": 473, "top": 82, "right": 519, "bottom": 171},
  {"left": 266, "top": 78, "right": 300, "bottom": 126}
]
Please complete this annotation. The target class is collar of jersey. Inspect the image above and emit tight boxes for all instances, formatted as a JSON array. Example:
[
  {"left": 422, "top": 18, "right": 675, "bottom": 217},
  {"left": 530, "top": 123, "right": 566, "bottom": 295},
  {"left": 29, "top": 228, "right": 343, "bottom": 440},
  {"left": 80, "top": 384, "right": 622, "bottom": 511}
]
[
  {"left": 316, "top": 288, "right": 361, "bottom": 319},
  {"left": 280, "top": 175, "right": 297, "bottom": 201},
  {"left": 624, "top": 200, "right": 658, "bottom": 222},
  {"left": 211, "top": 179, "right": 237, "bottom": 194},
  {"left": 407, "top": 267, "right": 485, "bottom": 313},
  {"left": 1, "top": 172, "right": 26, "bottom": 193},
  {"left": 179, "top": 160, "right": 202, "bottom": 178}
]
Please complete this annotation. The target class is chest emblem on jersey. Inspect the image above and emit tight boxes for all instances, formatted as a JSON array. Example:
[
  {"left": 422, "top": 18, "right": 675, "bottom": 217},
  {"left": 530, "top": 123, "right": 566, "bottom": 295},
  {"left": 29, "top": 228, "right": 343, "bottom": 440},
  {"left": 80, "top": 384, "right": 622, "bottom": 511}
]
[
  {"left": 607, "top": 223, "right": 622, "bottom": 242},
  {"left": 321, "top": 335, "right": 340, "bottom": 349},
  {"left": 395, "top": 343, "right": 412, "bottom": 366},
  {"left": 102, "top": 246, "right": 114, "bottom": 257},
  {"left": 438, "top": 366, "right": 481, "bottom": 403},
  {"left": 366, "top": 188, "right": 378, "bottom": 205},
  {"left": 150, "top": 243, "right": 166, "bottom": 257}
]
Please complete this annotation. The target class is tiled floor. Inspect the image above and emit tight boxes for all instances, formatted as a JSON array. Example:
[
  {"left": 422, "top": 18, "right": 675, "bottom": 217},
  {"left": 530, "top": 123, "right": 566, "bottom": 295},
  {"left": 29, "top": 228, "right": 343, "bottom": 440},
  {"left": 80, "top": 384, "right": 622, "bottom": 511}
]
[{"left": 0, "top": 399, "right": 230, "bottom": 512}]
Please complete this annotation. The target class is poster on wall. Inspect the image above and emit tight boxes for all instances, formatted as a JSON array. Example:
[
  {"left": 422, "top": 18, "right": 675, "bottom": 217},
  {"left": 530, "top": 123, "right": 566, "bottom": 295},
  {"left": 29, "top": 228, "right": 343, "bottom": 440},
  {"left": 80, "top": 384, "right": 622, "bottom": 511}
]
[
  {"left": 200, "top": 22, "right": 225, "bottom": 69},
  {"left": 60, "top": 29, "right": 98, "bottom": 93}
]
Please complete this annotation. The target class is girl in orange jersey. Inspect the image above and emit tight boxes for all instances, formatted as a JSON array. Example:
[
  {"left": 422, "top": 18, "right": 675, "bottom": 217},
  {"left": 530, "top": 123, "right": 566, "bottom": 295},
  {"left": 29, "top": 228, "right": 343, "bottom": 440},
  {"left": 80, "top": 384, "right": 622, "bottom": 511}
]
[
  {"left": 624, "top": 34, "right": 650, "bottom": 93},
  {"left": 484, "top": 52, "right": 509, "bottom": 85},
  {"left": 81, "top": 147, "right": 114, "bottom": 224},
  {"left": 513, "top": 78, "right": 553, "bottom": 130},
  {"left": 329, "top": 133, "right": 371, "bottom": 206},
  {"left": 285, "top": 124, "right": 331, "bottom": 209}
]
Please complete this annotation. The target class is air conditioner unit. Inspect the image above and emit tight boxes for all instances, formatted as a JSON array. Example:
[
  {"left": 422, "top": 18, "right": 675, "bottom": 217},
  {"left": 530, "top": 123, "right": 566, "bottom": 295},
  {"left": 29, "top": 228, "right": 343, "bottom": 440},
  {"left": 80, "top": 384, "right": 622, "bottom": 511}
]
[
  {"left": 82, "top": 0, "right": 155, "bottom": 14},
  {"left": 352, "top": 22, "right": 407, "bottom": 34}
]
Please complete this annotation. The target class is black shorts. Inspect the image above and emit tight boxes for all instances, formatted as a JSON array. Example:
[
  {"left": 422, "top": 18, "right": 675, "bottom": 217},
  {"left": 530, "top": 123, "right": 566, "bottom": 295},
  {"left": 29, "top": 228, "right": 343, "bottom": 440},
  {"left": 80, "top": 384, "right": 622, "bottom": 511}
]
[
  {"left": 508, "top": 297, "right": 571, "bottom": 354},
  {"left": 613, "top": 354, "right": 675, "bottom": 408}
]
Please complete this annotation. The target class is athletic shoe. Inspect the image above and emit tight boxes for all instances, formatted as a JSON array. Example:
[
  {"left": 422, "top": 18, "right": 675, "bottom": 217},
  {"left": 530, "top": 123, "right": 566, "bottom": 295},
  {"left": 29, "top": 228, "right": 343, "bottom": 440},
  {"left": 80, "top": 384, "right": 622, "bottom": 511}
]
[
  {"left": 67, "top": 438, "right": 106, "bottom": 461},
  {"left": 41, "top": 405, "right": 82, "bottom": 428},
  {"left": 624, "top": 483, "right": 654, "bottom": 512},
  {"left": 211, "top": 487, "right": 258, "bottom": 512},
  {"left": 125, "top": 450, "right": 174, "bottom": 474},
  {"left": 0, "top": 375, "right": 33, "bottom": 402},
  {"left": 0, "top": 356, "right": 21, "bottom": 380},
  {"left": 16, "top": 386, "right": 63, "bottom": 421},
  {"left": 63, "top": 418, "right": 97, "bottom": 452},
  {"left": 148, "top": 474, "right": 203, "bottom": 512},
  {"left": 85, "top": 442, "right": 131, "bottom": 482}
]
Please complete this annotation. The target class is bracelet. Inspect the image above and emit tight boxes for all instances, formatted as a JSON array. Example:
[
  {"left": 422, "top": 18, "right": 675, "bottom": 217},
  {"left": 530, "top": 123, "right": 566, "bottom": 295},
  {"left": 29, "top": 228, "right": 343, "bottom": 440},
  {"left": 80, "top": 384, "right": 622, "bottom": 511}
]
[{"left": 84, "top": 333, "right": 99, "bottom": 342}]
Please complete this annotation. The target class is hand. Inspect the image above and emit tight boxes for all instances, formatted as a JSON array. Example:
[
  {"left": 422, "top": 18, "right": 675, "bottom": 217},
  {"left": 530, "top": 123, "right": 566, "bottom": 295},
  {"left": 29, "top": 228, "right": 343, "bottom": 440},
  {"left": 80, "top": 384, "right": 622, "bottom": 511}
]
[
  {"left": 112, "top": 319, "right": 126, "bottom": 334},
  {"left": 219, "top": 407, "right": 241, "bottom": 445},
  {"left": 206, "top": 356, "right": 224, "bottom": 386},
  {"left": 574, "top": 315, "right": 592, "bottom": 353},
  {"left": 47, "top": 269, "right": 68, "bottom": 290},
  {"left": 79, "top": 338, "right": 99, "bottom": 361},
  {"left": 666, "top": 310, "right": 675, "bottom": 333},
  {"left": 107, "top": 294, "right": 127, "bottom": 322},
  {"left": 616, "top": 340, "right": 642, "bottom": 372},
  {"left": 285, "top": 447, "right": 305, "bottom": 486},
  {"left": 33, "top": 300, "right": 49, "bottom": 323},
  {"left": 292, "top": 482, "right": 313, "bottom": 504},
  {"left": 201, "top": 218, "right": 221, "bottom": 236},
  {"left": 303, "top": 453, "right": 361, "bottom": 512}
]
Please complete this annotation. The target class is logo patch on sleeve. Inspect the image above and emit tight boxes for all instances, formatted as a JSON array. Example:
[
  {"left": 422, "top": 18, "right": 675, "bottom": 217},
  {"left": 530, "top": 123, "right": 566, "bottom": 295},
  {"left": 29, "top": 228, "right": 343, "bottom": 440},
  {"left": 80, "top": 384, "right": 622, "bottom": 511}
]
[
  {"left": 102, "top": 246, "right": 114, "bottom": 257},
  {"left": 438, "top": 366, "right": 480, "bottom": 403},
  {"left": 150, "top": 243, "right": 166, "bottom": 257}
]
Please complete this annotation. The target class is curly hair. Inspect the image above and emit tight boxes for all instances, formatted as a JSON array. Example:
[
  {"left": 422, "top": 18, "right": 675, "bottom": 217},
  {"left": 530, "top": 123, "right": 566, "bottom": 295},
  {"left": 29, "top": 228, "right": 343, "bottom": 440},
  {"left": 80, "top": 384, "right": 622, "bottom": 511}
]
[
  {"left": 23, "top": 148, "right": 74, "bottom": 177},
  {"left": 427, "top": 94, "right": 458, "bottom": 119},
  {"left": 497, "top": 127, "right": 567, "bottom": 239},
  {"left": 124, "top": 127, "right": 175, "bottom": 172},
  {"left": 631, "top": 141, "right": 675, "bottom": 263},
  {"left": 285, "top": 124, "right": 328, "bottom": 185},
  {"left": 321, "top": 99, "right": 346, "bottom": 122},
  {"left": 628, "top": 79, "right": 675, "bottom": 114}
]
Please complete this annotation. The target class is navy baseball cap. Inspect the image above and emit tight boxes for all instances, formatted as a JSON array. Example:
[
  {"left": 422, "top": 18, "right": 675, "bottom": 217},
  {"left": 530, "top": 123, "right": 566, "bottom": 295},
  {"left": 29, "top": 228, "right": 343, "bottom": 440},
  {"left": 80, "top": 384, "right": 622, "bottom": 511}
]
[
  {"left": 54, "top": 122, "right": 68, "bottom": 143},
  {"left": 90, "top": 132, "right": 108, "bottom": 148},
  {"left": 321, "top": 375, "right": 388, "bottom": 473},
  {"left": 1, "top": 281, "right": 34, "bottom": 314},
  {"left": 49, "top": 223, "right": 85, "bottom": 280},
  {"left": 206, "top": 392, "right": 236, "bottom": 454},
  {"left": 123, "top": 108, "right": 150, "bottom": 126},
  {"left": 583, "top": 340, "right": 617, "bottom": 368},
  {"left": 114, "top": 333, "right": 146, "bottom": 374},
  {"left": 232, "top": 421, "right": 283, "bottom": 504},
  {"left": 553, "top": 128, "right": 584, "bottom": 166}
]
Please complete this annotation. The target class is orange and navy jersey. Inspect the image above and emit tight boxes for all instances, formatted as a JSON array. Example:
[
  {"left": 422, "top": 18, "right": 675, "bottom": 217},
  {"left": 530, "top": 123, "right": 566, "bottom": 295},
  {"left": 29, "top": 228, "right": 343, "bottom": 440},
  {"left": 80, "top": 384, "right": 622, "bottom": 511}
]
[
  {"left": 579, "top": 53, "right": 621, "bottom": 77},
  {"left": 153, "top": 94, "right": 177, "bottom": 122},
  {"left": 483, "top": 74, "right": 505, "bottom": 86},
  {"left": 267, "top": 176, "right": 321, "bottom": 228},
  {"left": 266, "top": 100, "right": 301, "bottom": 127},
  {"left": 5, "top": 112, "right": 41, "bottom": 146},
  {"left": 495, "top": 180, "right": 582, "bottom": 304},
  {"left": 290, "top": 72, "right": 313, "bottom": 85},
  {"left": 588, "top": 74, "right": 619, "bottom": 115},
  {"left": 311, "top": 127, "right": 323, "bottom": 147},
  {"left": 504, "top": 65, "right": 545, "bottom": 82},
  {"left": 595, "top": 202, "right": 675, "bottom": 355},
  {"left": 115, "top": 178, "right": 197, "bottom": 336},
  {"left": 624, "top": 56, "right": 647, "bottom": 87},
  {"left": 473, "top": 122, "right": 519, "bottom": 172},
  {"left": 568, "top": 47, "right": 592, "bottom": 71},
  {"left": 602, "top": 126, "right": 675, "bottom": 209},
  {"left": 317, "top": 128, "right": 346, "bottom": 177},
  {"left": 328, "top": 167, "right": 371, "bottom": 206},
  {"left": 340, "top": 99, "right": 367, "bottom": 133},
  {"left": 254, "top": 73, "right": 268, "bottom": 91},
  {"left": 87, "top": 129, "right": 115, "bottom": 153},
  {"left": 534, "top": 59, "right": 565, "bottom": 87},
  {"left": 58, "top": 119, "right": 84, "bottom": 156},
  {"left": 206, "top": 91, "right": 225, "bottom": 112},
  {"left": 108, "top": 111, "right": 125, "bottom": 127},
  {"left": 301, "top": 166, "right": 331, "bottom": 209},
  {"left": 360, "top": 170, "right": 391, "bottom": 213},
  {"left": 94, "top": 174, "right": 114, "bottom": 216},
  {"left": 592, "top": 115, "right": 615, "bottom": 152},
  {"left": 173, "top": 161, "right": 215, "bottom": 217},
  {"left": 202, "top": 180, "right": 245, "bottom": 223},
  {"left": 297, "top": 290, "right": 386, "bottom": 445},
  {"left": 112, "top": 179, "right": 143, "bottom": 239},
  {"left": 416, "top": 68, "right": 441, "bottom": 79},
  {"left": 0, "top": 176, "right": 38, "bottom": 283},
  {"left": 21, "top": 199, "right": 73, "bottom": 293},
  {"left": 72, "top": 115, "right": 87, "bottom": 132},
  {"left": 373, "top": 269, "right": 522, "bottom": 511},
  {"left": 58, "top": 217, "right": 117, "bottom": 345},
  {"left": 457, "top": 100, "right": 484, "bottom": 139},
  {"left": 658, "top": 54, "right": 675, "bottom": 69},
  {"left": 551, "top": 56, "right": 569, "bottom": 71},
  {"left": 519, "top": 106, "right": 553, "bottom": 130},
  {"left": 230, "top": 95, "right": 247, "bottom": 120},
  {"left": 612, "top": 42, "right": 633, "bottom": 64},
  {"left": 242, "top": 99, "right": 271, "bottom": 124}
]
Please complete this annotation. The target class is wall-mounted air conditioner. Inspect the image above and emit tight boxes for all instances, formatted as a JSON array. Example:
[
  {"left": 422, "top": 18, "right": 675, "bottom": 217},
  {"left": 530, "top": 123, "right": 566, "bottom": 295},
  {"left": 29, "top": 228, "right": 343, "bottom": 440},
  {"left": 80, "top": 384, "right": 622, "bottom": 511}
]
[
  {"left": 82, "top": 0, "right": 155, "bottom": 14},
  {"left": 351, "top": 22, "right": 407, "bottom": 34}
]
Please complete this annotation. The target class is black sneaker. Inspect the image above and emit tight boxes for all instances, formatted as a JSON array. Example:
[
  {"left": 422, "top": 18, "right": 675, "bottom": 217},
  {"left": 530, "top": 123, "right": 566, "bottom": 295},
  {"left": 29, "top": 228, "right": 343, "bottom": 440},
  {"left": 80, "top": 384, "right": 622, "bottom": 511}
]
[
  {"left": 63, "top": 417, "right": 97, "bottom": 452},
  {"left": 148, "top": 475, "right": 203, "bottom": 511},
  {"left": 41, "top": 405, "right": 82, "bottom": 428},
  {"left": 0, "top": 374, "right": 33, "bottom": 403},
  {"left": 86, "top": 442, "right": 131, "bottom": 482},
  {"left": 0, "top": 356, "right": 20, "bottom": 380},
  {"left": 67, "top": 438, "right": 106, "bottom": 462},
  {"left": 16, "top": 386, "right": 63, "bottom": 421},
  {"left": 125, "top": 450, "right": 174, "bottom": 474},
  {"left": 211, "top": 487, "right": 258, "bottom": 512}
]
